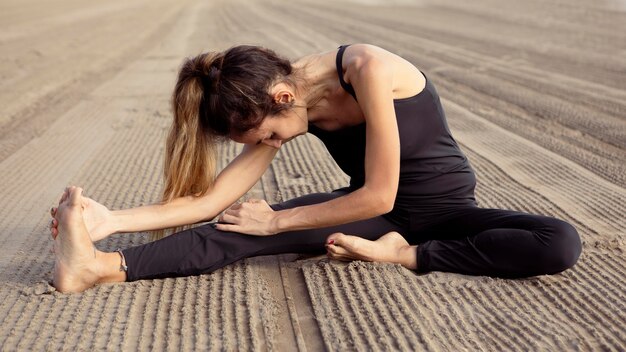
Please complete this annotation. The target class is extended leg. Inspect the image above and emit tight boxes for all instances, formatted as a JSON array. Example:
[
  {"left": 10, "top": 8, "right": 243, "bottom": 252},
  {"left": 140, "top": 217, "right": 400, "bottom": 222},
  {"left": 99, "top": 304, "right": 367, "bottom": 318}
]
[
  {"left": 122, "top": 191, "right": 404, "bottom": 281},
  {"left": 414, "top": 207, "right": 582, "bottom": 278}
]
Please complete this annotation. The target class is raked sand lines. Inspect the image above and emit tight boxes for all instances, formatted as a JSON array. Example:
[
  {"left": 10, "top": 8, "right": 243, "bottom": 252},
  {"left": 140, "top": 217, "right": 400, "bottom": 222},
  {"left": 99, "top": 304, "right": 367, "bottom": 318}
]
[
  {"left": 303, "top": 258, "right": 626, "bottom": 350},
  {"left": 445, "top": 100, "right": 625, "bottom": 238},
  {"left": 1, "top": 0, "right": 625, "bottom": 350},
  {"left": 269, "top": 0, "right": 626, "bottom": 187}
]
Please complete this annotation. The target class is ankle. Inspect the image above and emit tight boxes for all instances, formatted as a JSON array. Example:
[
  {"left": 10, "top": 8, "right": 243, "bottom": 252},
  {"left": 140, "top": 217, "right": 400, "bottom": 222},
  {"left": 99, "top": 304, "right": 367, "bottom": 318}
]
[
  {"left": 396, "top": 245, "right": 418, "bottom": 270},
  {"left": 95, "top": 251, "right": 127, "bottom": 284}
]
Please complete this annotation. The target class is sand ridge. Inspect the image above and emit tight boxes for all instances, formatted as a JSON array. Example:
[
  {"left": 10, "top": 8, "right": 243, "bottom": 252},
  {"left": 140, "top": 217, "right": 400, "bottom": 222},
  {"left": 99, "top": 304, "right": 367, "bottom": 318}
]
[{"left": 0, "top": 0, "right": 625, "bottom": 350}]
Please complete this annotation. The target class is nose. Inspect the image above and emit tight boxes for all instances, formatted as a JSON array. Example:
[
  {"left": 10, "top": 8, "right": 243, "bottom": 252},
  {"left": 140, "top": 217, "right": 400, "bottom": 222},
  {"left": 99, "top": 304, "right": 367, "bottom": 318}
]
[{"left": 263, "top": 139, "right": 282, "bottom": 148}]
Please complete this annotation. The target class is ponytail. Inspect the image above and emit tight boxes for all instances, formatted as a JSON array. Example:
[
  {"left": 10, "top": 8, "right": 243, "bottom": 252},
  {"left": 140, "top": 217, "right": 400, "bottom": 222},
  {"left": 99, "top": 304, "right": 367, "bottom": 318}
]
[
  {"left": 150, "top": 46, "right": 296, "bottom": 240},
  {"left": 151, "top": 53, "right": 220, "bottom": 240}
]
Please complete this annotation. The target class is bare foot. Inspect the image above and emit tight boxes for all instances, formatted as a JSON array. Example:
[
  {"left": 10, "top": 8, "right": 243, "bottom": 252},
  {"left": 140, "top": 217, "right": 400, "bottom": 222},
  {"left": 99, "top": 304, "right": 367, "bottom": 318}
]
[
  {"left": 325, "top": 231, "right": 418, "bottom": 270},
  {"left": 50, "top": 190, "right": 114, "bottom": 242},
  {"left": 52, "top": 186, "right": 104, "bottom": 293},
  {"left": 49, "top": 187, "right": 70, "bottom": 239}
]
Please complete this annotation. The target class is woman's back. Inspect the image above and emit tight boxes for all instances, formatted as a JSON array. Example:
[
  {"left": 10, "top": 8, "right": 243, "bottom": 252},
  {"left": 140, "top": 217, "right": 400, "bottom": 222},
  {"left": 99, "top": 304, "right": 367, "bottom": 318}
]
[{"left": 308, "top": 45, "right": 476, "bottom": 227}]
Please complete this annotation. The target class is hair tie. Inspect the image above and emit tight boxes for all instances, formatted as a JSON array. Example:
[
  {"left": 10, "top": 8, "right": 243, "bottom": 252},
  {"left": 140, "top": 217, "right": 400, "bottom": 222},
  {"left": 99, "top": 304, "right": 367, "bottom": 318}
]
[
  {"left": 214, "top": 54, "right": 225, "bottom": 70},
  {"left": 208, "top": 66, "right": 221, "bottom": 91},
  {"left": 199, "top": 67, "right": 220, "bottom": 99}
]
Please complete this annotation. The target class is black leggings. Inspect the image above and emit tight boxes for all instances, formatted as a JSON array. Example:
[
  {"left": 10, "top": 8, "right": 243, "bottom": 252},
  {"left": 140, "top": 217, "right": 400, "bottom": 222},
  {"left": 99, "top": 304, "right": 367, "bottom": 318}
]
[{"left": 122, "top": 191, "right": 581, "bottom": 281}]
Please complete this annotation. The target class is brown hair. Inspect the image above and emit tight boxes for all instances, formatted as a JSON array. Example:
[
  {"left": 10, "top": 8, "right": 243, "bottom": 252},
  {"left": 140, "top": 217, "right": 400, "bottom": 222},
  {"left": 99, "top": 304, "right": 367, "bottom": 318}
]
[{"left": 152, "top": 45, "right": 296, "bottom": 240}]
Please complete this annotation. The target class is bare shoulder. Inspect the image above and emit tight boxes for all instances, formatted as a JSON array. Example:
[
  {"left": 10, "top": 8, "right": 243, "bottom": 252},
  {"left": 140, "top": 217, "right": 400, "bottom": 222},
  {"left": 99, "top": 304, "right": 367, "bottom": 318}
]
[
  {"left": 341, "top": 44, "right": 389, "bottom": 69},
  {"left": 342, "top": 44, "right": 425, "bottom": 99}
]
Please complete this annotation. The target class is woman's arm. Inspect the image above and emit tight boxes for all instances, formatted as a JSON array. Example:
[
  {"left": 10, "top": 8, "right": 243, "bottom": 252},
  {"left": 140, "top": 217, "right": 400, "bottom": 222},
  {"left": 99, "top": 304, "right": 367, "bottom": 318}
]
[
  {"left": 274, "top": 56, "right": 400, "bottom": 230},
  {"left": 217, "top": 49, "right": 401, "bottom": 235},
  {"left": 109, "top": 143, "right": 278, "bottom": 234}
]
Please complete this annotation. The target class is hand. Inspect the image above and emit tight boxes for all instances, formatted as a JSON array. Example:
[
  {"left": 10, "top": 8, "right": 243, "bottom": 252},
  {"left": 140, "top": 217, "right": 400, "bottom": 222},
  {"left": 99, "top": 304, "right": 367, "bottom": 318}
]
[
  {"left": 50, "top": 187, "right": 114, "bottom": 242},
  {"left": 215, "top": 199, "right": 278, "bottom": 236}
]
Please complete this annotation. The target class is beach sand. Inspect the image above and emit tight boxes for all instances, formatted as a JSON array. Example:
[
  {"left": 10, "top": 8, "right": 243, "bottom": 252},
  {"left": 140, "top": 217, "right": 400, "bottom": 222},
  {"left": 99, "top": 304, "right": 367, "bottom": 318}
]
[{"left": 0, "top": 0, "right": 624, "bottom": 350}]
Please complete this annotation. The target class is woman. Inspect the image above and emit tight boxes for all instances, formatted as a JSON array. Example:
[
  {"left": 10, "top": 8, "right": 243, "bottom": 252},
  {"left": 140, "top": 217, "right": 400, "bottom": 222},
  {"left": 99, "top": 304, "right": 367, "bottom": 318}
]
[{"left": 49, "top": 44, "right": 581, "bottom": 293}]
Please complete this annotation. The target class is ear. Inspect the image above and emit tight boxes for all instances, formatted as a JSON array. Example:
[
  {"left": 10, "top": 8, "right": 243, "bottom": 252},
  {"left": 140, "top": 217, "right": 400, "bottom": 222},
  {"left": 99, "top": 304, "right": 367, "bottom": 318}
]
[
  {"left": 271, "top": 82, "right": 294, "bottom": 104},
  {"left": 274, "top": 91, "right": 293, "bottom": 104}
]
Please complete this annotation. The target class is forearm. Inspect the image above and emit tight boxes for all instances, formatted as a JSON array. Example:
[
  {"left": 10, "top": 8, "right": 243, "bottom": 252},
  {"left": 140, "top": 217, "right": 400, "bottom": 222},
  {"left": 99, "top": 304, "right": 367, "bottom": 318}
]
[
  {"left": 111, "top": 195, "right": 215, "bottom": 233},
  {"left": 112, "top": 144, "right": 277, "bottom": 234},
  {"left": 272, "top": 186, "right": 393, "bottom": 233}
]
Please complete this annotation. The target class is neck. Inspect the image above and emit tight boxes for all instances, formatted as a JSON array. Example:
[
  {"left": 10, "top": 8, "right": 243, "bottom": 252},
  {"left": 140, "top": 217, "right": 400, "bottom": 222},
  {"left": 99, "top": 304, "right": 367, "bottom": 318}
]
[{"left": 292, "top": 52, "right": 338, "bottom": 122}]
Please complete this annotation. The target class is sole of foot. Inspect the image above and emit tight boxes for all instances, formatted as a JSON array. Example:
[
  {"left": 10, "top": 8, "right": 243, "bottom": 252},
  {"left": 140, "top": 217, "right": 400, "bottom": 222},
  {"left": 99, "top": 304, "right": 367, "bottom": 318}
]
[
  {"left": 52, "top": 187, "right": 102, "bottom": 293},
  {"left": 326, "top": 231, "right": 417, "bottom": 269}
]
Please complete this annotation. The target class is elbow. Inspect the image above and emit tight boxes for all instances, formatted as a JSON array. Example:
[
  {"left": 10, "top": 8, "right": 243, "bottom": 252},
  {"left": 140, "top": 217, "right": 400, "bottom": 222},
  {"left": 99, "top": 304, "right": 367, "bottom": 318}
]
[
  {"left": 379, "top": 195, "right": 395, "bottom": 215},
  {"left": 367, "top": 188, "right": 395, "bottom": 216},
  {"left": 359, "top": 180, "right": 397, "bottom": 216}
]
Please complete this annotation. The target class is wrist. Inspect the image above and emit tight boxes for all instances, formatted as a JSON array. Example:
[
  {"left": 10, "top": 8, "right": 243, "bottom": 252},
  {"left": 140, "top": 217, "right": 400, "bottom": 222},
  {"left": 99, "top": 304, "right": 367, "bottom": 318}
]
[
  {"left": 110, "top": 211, "right": 124, "bottom": 234},
  {"left": 271, "top": 208, "right": 292, "bottom": 234}
]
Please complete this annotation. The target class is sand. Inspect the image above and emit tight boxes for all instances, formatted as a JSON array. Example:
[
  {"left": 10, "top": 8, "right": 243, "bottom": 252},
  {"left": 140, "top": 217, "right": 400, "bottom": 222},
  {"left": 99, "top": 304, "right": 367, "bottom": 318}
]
[{"left": 0, "top": 0, "right": 625, "bottom": 350}]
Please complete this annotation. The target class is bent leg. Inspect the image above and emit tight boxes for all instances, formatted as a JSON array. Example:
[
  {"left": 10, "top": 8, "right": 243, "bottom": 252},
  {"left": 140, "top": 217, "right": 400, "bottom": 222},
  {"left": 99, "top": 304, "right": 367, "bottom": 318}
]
[
  {"left": 122, "top": 191, "right": 404, "bottom": 281},
  {"left": 326, "top": 231, "right": 418, "bottom": 269},
  {"left": 414, "top": 208, "right": 582, "bottom": 278}
]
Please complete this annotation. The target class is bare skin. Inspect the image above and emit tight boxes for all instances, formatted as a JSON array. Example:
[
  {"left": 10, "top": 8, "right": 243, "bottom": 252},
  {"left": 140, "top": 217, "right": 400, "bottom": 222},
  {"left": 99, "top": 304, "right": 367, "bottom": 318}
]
[
  {"left": 52, "top": 187, "right": 126, "bottom": 293},
  {"left": 50, "top": 193, "right": 111, "bottom": 241},
  {"left": 325, "top": 231, "right": 418, "bottom": 270}
]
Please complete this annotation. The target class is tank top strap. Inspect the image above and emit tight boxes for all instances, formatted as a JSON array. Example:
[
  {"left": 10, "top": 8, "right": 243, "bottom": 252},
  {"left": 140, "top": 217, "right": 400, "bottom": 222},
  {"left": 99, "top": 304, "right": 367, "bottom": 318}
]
[{"left": 336, "top": 45, "right": 358, "bottom": 101}]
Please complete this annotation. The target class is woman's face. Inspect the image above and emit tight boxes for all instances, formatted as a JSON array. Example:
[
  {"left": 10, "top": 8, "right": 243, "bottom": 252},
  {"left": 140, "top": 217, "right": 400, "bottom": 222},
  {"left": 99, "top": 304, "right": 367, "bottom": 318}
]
[
  {"left": 230, "top": 83, "right": 308, "bottom": 148},
  {"left": 230, "top": 108, "right": 308, "bottom": 148}
]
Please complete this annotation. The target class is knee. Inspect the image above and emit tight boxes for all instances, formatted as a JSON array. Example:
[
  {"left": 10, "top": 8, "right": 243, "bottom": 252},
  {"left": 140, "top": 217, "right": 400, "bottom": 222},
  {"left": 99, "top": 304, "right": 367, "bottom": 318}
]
[{"left": 543, "top": 219, "right": 582, "bottom": 274}]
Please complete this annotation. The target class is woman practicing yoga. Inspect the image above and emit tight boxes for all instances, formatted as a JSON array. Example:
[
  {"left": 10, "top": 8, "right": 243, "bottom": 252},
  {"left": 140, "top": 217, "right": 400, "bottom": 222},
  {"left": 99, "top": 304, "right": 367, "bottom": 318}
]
[{"left": 49, "top": 44, "right": 581, "bottom": 293}]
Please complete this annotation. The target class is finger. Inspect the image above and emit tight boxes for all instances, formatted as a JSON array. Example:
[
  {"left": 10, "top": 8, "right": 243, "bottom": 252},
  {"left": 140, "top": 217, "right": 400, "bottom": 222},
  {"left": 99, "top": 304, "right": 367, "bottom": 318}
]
[
  {"left": 51, "top": 228, "right": 58, "bottom": 240},
  {"left": 213, "top": 223, "right": 240, "bottom": 233},
  {"left": 227, "top": 203, "right": 242, "bottom": 211},
  {"left": 223, "top": 208, "right": 242, "bottom": 217},
  {"left": 242, "top": 199, "right": 267, "bottom": 207},
  {"left": 220, "top": 213, "right": 241, "bottom": 225},
  {"left": 50, "top": 207, "right": 57, "bottom": 217}
]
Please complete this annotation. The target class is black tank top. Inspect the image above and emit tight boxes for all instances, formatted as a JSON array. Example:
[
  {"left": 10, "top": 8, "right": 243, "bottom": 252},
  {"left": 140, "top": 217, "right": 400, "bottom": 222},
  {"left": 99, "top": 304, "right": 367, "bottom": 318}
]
[{"left": 307, "top": 45, "right": 476, "bottom": 227}]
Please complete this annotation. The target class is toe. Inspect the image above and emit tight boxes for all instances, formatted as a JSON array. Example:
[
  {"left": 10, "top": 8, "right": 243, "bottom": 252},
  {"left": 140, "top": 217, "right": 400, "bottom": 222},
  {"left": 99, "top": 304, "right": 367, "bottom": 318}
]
[
  {"left": 327, "top": 243, "right": 349, "bottom": 257},
  {"left": 331, "top": 233, "right": 357, "bottom": 252},
  {"left": 326, "top": 232, "right": 345, "bottom": 245},
  {"left": 68, "top": 187, "right": 84, "bottom": 206},
  {"left": 327, "top": 251, "right": 352, "bottom": 262},
  {"left": 59, "top": 188, "right": 70, "bottom": 204}
]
